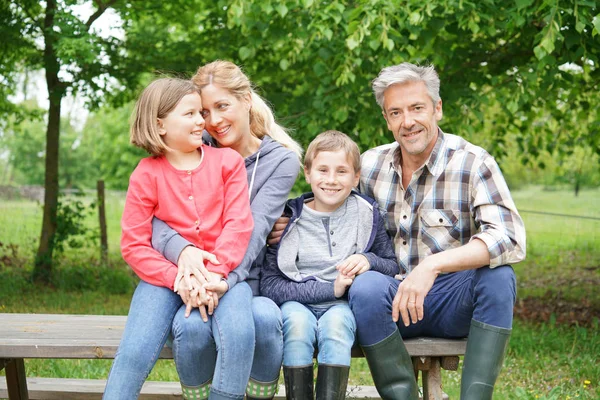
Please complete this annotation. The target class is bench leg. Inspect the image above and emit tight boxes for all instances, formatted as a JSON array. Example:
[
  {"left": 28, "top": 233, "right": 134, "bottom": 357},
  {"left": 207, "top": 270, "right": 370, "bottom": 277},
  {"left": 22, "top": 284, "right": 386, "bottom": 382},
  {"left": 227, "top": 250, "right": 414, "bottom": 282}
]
[
  {"left": 422, "top": 357, "right": 442, "bottom": 400},
  {"left": 5, "top": 358, "right": 29, "bottom": 400}
]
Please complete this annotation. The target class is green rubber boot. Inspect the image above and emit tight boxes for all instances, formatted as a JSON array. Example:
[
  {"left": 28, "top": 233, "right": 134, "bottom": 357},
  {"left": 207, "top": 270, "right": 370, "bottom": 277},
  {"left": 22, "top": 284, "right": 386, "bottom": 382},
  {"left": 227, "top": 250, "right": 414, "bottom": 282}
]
[
  {"left": 315, "top": 364, "right": 350, "bottom": 400},
  {"left": 283, "top": 365, "right": 314, "bottom": 400},
  {"left": 361, "top": 330, "right": 418, "bottom": 400},
  {"left": 460, "top": 319, "right": 512, "bottom": 400}
]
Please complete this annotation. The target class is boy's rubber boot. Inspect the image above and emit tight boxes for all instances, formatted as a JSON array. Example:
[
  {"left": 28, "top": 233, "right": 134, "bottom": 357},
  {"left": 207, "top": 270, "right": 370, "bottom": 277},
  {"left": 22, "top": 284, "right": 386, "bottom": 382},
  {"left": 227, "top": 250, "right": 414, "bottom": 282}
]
[
  {"left": 361, "top": 330, "right": 418, "bottom": 400},
  {"left": 460, "top": 319, "right": 512, "bottom": 400},
  {"left": 283, "top": 365, "right": 314, "bottom": 400},
  {"left": 315, "top": 364, "right": 350, "bottom": 400}
]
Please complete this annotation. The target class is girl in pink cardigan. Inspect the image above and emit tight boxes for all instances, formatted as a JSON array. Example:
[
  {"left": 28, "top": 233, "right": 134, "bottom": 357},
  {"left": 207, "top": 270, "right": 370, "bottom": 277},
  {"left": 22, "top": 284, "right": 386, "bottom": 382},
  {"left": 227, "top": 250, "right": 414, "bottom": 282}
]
[{"left": 107, "top": 78, "right": 254, "bottom": 399}]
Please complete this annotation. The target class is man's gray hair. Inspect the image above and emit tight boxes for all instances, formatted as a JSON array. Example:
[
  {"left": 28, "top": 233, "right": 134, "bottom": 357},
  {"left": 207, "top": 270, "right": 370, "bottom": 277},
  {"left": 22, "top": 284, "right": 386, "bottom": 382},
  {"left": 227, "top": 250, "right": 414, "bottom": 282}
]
[{"left": 372, "top": 63, "right": 441, "bottom": 109}]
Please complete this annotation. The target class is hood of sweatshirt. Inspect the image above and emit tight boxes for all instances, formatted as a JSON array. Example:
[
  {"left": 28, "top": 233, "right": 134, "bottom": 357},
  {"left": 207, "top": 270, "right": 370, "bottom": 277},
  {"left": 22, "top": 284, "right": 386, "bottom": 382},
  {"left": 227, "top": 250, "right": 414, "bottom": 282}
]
[{"left": 202, "top": 132, "right": 296, "bottom": 201}]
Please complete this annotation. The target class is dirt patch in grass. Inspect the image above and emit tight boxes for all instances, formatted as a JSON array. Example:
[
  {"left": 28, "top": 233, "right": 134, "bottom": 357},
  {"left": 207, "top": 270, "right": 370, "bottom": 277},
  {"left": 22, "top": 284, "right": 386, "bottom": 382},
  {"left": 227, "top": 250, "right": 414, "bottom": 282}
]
[{"left": 515, "top": 292, "right": 600, "bottom": 327}]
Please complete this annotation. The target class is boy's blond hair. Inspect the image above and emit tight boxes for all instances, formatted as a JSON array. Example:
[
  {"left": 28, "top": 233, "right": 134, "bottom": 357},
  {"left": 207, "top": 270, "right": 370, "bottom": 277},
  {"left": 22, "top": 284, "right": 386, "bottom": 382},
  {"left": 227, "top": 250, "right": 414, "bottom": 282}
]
[
  {"left": 304, "top": 130, "right": 361, "bottom": 173},
  {"left": 130, "top": 78, "right": 200, "bottom": 156}
]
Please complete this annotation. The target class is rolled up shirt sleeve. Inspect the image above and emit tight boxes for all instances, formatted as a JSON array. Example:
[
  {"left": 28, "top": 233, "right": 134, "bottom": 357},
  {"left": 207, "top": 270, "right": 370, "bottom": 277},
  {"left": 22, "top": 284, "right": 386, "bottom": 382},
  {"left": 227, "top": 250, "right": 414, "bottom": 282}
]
[{"left": 470, "top": 157, "right": 526, "bottom": 267}]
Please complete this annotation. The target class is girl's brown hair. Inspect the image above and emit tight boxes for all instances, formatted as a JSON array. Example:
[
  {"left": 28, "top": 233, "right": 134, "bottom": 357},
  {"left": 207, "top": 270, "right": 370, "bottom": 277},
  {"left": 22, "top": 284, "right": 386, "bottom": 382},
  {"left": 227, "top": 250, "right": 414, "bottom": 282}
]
[{"left": 130, "top": 78, "right": 200, "bottom": 156}]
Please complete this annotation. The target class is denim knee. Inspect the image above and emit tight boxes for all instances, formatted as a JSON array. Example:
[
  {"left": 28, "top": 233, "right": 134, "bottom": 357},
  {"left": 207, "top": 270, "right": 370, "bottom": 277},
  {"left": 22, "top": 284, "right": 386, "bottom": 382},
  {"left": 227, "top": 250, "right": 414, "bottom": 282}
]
[
  {"left": 281, "top": 302, "right": 317, "bottom": 366},
  {"left": 253, "top": 296, "right": 282, "bottom": 344},
  {"left": 250, "top": 296, "right": 283, "bottom": 383},
  {"left": 348, "top": 271, "right": 398, "bottom": 345},
  {"left": 172, "top": 308, "right": 212, "bottom": 352},
  {"left": 349, "top": 271, "right": 392, "bottom": 313},
  {"left": 316, "top": 305, "right": 356, "bottom": 366},
  {"left": 473, "top": 265, "right": 516, "bottom": 329}
]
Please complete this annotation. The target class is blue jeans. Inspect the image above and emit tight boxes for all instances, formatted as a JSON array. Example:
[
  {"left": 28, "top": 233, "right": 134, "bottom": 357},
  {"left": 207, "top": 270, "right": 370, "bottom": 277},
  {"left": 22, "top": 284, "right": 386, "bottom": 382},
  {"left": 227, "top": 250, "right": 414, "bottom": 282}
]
[
  {"left": 348, "top": 266, "right": 516, "bottom": 346},
  {"left": 103, "top": 280, "right": 182, "bottom": 399},
  {"left": 172, "top": 282, "right": 257, "bottom": 399},
  {"left": 281, "top": 301, "right": 356, "bottom": 367}
]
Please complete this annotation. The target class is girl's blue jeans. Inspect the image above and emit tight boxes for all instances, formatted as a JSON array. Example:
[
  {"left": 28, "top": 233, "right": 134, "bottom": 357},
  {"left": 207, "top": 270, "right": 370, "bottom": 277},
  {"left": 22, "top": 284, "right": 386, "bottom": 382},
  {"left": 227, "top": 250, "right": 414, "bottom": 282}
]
[
  {"left": 348, "top": 266, "right": 516, "bottom": 346},
  {"left": 103, "top": 280, "right": 283, "bottom": 399},
  {"left": 280, "top": 301, "right": 356, "bottom": 367}
]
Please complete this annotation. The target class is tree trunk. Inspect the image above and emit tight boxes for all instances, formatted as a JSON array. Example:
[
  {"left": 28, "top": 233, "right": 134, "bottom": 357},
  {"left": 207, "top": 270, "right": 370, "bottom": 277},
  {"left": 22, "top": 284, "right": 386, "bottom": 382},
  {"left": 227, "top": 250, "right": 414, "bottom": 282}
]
[{"left": 33, "top": 0, "right": 64, "bottom": 283}]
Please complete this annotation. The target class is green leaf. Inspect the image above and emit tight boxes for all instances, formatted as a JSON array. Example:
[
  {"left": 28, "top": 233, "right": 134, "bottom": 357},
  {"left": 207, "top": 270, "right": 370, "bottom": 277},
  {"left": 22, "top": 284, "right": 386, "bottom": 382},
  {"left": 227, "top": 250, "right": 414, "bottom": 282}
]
[
  {"left": 346, "top": 36, "right": 359, "bottom": 50},
  {"left": 515, "top": 0, "right": 534, "bottom": 10},
  {"left": 540, "top": 35, "right": 555, "bottom": 55},
  {"left": 409, "top": 11, "right": 421, "bottom": 25},
  {"left": 369, "top": 39, "right": 381, "bottom": 51},
  {"left": 333, "top": 107, "right": 349, "bottom": 122},
  {"left": 593, "top": 14, "right": 600, "bottom": 36},
  {"left": 302, "top": 0, "right": 314, "bottom": 8},
  {"left": 324, "top": 28, "right": 333, "bottom": 41},
  {"left": 239, "top": 46, "right": 252, "bottom": 60},
  {"left": 279, "top": 59, "right": 289, "bottom": 71},
  {"left": 533, "top": 45, "right": 547, "bottom": 60},
  {"left": 276, "top": 4, "right": 288, "bottom": 18},
  {"left": 386, "top": 38, "right": 395, "bottom": 51},
  {"left": 468, "top": 19, "right": 480, "bottom": 34}
]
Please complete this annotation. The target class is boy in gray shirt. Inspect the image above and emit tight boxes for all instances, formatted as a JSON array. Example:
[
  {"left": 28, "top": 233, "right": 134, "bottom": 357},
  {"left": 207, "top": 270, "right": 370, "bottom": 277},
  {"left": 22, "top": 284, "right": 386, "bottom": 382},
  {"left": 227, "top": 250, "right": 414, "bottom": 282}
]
[{"left": 261, "top": 131, "right": 399, "bottom": 399}]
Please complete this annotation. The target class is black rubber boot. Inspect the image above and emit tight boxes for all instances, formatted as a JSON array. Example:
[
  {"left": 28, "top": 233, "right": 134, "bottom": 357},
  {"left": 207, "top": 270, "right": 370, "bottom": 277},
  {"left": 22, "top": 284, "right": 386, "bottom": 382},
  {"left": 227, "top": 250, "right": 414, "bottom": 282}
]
[
  {"left": 283, "top": 365, "right": 314, "bottom": 400},
  {"left": 460, "top": 319, "right": 511, "bottom": 400},
  {"left": 315, "top": 364, "right": 350, "bottom": 400},
  {"left": 361, "top": 330, "right": 418, "bottom": 400}
]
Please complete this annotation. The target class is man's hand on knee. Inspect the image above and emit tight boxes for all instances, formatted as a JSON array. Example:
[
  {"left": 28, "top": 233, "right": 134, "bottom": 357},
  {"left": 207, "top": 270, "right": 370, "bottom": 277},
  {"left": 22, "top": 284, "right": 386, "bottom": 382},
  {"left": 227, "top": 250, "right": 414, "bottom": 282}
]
[{"left": 392, "top": 261, "right": 437, "bottom": 326}]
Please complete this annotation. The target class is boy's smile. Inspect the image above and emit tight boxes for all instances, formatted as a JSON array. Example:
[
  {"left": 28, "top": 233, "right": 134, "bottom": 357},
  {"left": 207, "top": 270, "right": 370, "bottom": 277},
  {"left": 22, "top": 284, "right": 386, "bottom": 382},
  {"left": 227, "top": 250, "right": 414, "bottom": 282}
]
[{"left": 305, "top": 150, "right": 360, "bottom": 213}]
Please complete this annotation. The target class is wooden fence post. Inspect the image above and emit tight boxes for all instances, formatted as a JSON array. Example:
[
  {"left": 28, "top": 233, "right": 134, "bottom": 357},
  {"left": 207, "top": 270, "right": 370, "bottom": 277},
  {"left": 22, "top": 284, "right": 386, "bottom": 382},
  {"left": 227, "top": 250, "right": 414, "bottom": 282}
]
[{"left": 97, "top": 180, "right": 108, "bottom": 265}]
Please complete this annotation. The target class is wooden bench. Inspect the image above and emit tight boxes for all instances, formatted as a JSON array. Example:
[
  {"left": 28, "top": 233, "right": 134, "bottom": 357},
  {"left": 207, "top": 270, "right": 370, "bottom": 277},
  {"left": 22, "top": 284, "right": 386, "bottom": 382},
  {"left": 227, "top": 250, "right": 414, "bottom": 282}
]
[{"left": 0, "top": 313, "right": 466, "bottom": 399}]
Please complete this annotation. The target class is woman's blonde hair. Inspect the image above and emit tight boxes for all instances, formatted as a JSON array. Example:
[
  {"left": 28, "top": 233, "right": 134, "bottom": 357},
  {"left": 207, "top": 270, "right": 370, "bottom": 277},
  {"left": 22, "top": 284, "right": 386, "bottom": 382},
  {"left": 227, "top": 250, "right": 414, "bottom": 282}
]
[
  {"left": 130, "top": 78, "right": 200, "bottom": 156},
  {"left": 193, "top": 60, "right": 302, "bottom": 160}
]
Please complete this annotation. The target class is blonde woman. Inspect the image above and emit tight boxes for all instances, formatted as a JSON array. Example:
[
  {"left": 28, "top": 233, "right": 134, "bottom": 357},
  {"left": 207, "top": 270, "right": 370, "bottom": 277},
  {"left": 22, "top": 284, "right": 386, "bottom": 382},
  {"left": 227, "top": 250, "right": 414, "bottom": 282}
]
[{"left": 104, "top": 61, "right": 301, "bottom": 400}]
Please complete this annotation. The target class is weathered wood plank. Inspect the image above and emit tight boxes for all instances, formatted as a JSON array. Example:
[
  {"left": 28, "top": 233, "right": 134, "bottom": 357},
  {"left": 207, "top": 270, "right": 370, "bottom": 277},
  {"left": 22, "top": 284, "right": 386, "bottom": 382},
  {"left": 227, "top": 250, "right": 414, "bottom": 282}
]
[
  {"left": 0, "top": 313, "right": 466, "bottom": 360},
  {"left": 0, "top": 378, "right": 385, "bottom": 399}
]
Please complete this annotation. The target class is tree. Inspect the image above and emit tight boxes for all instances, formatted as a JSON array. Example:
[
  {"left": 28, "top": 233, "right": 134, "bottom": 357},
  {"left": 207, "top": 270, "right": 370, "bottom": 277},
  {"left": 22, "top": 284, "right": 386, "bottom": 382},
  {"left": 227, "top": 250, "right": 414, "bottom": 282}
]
[
  {"left": 1, "top": 0, "right": 129, "bottom": 281},
  {"left": 113, "top": 1, "right": 600, "bottom": 165}
]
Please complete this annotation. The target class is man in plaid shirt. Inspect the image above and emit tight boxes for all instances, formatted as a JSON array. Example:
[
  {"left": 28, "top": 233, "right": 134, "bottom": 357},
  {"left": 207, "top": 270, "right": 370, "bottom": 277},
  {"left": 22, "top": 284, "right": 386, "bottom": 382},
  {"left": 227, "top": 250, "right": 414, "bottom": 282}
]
[{"left": 348, "top": 63, "right": 526, "bottom": 400}]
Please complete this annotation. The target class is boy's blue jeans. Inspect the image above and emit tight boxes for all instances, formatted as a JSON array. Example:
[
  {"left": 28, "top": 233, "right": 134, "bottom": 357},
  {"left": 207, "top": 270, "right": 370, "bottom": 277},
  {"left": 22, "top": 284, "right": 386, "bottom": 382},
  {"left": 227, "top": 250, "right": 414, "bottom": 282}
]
[
  {"left": 280, "top": 301, "right": 356, "bottom": 367},
  {"left": 348, "top": 266, "right": 516, "bottom": 346},
  {"left": 103, "top": 281, "right": 283, "bottom": 399}
]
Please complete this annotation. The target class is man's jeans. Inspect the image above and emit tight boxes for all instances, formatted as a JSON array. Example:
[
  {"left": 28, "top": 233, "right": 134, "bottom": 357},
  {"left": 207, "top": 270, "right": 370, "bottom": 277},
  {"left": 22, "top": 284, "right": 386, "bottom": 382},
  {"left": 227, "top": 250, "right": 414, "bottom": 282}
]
[
  {"left": 172, "top": 284, "right": 284, "bottom": 399},
  {"left": 348, "top": 266, "right": 516, "bottom": 346},
  {"left": 103, "top": 280, "right": 182, "bottom": 399},
  {"left": 103, "top": 281, "right": 283, "bottom": 399},
  {"left": 281, "top": 301, "right": 356, "bottom": 367}
]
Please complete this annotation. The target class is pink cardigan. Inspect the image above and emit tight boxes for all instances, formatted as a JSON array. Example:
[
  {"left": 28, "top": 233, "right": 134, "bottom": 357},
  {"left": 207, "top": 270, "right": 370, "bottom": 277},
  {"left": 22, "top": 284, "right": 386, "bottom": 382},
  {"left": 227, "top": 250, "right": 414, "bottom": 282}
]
[{"left": 121, "top": 146, "right": 253, "bottom": 290}]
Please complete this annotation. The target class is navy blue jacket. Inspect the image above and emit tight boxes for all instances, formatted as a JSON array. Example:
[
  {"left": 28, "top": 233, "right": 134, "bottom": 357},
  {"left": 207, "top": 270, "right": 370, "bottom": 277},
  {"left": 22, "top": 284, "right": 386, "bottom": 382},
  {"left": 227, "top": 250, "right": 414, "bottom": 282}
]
[{"left": 260, "top": 191, "right": 399, "bottom": 306}]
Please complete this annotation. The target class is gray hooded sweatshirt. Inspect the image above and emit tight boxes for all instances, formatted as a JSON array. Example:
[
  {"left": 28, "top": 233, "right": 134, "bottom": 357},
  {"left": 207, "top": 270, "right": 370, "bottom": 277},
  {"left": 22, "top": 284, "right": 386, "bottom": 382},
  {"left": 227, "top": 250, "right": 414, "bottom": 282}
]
[{"left": 152, "top": 135, "right": 300, "bottom": 295}]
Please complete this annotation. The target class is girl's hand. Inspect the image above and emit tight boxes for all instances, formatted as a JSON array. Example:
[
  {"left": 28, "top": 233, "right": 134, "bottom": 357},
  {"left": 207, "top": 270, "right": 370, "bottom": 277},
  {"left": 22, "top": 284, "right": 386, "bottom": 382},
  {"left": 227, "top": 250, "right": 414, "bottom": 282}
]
[
  {"left": 180, "top": 275, "right": 210, "bottom": 320},
  {"left": 336, "top": 254, "right": 370, "bottom": 278},
  {"left": 174, "top": 246, "right": 220, "bottom": 293},
  {"left": 202, "top": 272, "right": 227, "bottom": 315}
]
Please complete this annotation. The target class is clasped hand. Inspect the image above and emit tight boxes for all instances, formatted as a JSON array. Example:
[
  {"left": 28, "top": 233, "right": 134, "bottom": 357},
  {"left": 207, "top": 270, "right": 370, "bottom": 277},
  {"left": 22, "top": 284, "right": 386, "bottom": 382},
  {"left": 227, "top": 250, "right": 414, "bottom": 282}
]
[
  {"left": 174, "top": 246, "right": 228, "bottom": 322},
  {"left": 334, "top": 254, "right": 370, "bottom": 298}
]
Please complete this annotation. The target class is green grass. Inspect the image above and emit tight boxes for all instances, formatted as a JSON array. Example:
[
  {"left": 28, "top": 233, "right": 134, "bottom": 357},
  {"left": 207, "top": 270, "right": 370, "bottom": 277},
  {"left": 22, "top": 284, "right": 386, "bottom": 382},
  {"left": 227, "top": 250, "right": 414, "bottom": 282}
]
[{"left": 0, "top": 186, "right": 599, "bottom": 398}]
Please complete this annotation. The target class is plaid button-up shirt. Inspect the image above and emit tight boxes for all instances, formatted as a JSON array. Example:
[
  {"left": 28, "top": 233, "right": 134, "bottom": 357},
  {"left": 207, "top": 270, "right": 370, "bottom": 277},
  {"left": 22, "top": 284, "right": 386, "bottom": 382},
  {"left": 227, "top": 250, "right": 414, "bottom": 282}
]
[{"left": 360, "top": 130, "right": 526, "bottom": 275}]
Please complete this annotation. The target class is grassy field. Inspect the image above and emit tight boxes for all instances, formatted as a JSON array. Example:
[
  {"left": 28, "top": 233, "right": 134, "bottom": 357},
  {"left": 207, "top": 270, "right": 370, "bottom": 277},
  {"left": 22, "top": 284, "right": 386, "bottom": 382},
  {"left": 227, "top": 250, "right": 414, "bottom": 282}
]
[{"left": 0, "top": 186, "right": 598, "bottom": 399}]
